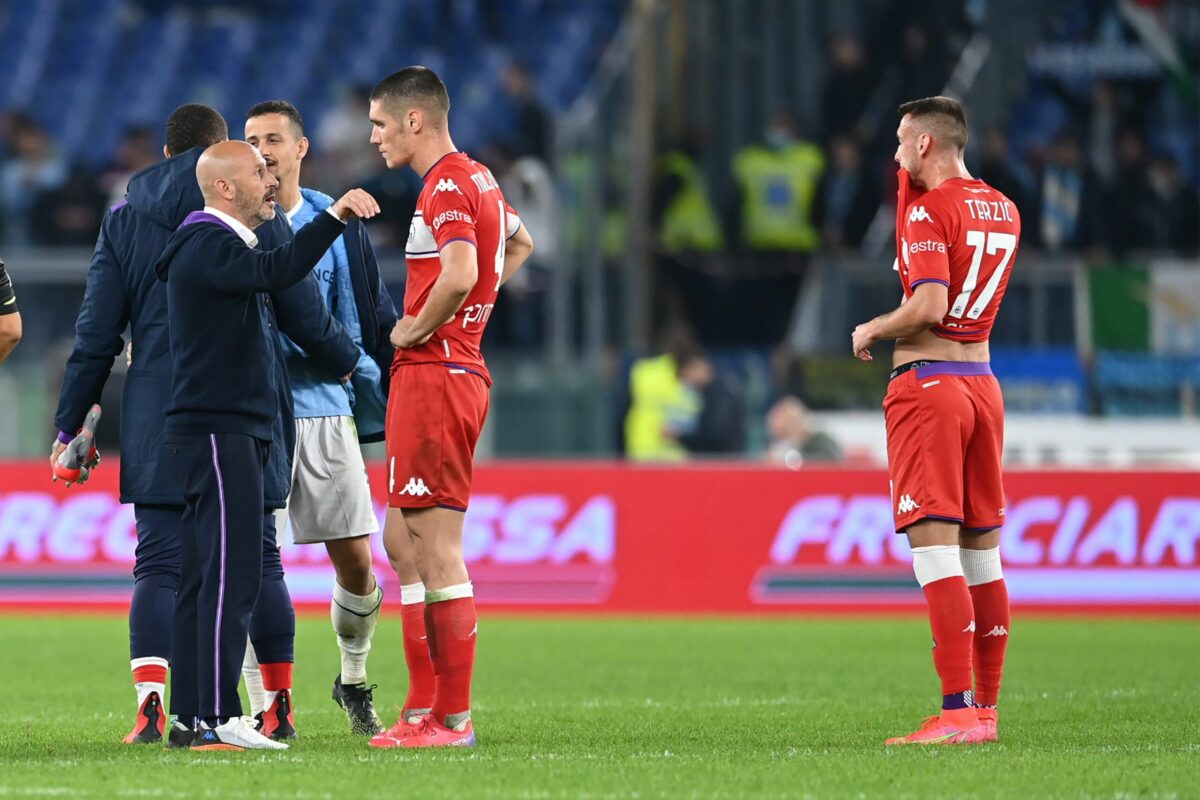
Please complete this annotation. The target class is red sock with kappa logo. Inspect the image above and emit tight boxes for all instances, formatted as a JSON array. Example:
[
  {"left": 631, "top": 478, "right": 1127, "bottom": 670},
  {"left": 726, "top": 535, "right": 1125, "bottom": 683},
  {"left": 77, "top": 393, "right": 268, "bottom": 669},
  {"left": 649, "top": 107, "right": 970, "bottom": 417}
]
[
  {"left": 426, "top": 595, "right": 477, "bottom": 725},
  {"left": 922, "top": 576, "right": 975, "bottom": 698},
  {"left": 969, "top": 578, "right": 1010, "bottom": 707},
  {"left": 401, "top": 602, "right": 436, "bottom": 713}
]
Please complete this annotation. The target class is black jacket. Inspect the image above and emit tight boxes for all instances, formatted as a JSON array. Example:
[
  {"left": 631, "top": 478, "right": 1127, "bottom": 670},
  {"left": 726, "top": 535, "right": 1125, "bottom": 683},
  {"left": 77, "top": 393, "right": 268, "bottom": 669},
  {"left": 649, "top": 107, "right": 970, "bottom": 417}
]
[
  {"left": 54, "top": 149, "right": 357, "bottom": 506},
  {"left": 154, "top": 209, "right": 348, "bottom": 443}
]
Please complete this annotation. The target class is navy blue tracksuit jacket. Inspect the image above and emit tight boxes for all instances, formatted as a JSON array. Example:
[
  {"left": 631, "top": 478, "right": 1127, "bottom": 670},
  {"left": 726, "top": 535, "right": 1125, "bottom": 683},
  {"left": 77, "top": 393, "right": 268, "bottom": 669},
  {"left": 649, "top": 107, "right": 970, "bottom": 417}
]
[
  {"left": 53, "top": 148, "right": 358, "bottom": 507},
  {"left": 52, "top": 149, "right": 357, "bottom": 666},
  {"left": 154, "top": 208, "right": 350, "bottom": 720}
]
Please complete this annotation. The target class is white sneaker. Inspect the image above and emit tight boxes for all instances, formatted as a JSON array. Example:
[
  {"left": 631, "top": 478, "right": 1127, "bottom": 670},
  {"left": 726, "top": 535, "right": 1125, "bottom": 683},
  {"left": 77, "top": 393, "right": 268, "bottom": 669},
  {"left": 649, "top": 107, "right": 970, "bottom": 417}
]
[{"left": 191, "top": 716, "right": 289, "bottom": 750}]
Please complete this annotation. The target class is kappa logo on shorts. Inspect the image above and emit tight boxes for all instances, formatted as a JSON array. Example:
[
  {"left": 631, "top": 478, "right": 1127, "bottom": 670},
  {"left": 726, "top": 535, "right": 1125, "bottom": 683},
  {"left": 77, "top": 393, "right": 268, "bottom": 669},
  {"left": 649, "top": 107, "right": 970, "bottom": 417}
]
[
  {"left": 398, "top": 476, "right": 433, "bottom": 497},
  {"left": 896, "top": 495, "right": 921, "bottom": 514}
]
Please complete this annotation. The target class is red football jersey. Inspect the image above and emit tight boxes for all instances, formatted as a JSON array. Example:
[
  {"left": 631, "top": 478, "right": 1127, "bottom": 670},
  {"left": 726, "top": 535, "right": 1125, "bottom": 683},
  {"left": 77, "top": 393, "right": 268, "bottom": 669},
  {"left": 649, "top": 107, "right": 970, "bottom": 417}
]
[
  {"left": 895, "top": 168, "right": 1021, "bottom": 343},
  {"left": 397, "top": 152, "right": 522, "bottom": 384}
]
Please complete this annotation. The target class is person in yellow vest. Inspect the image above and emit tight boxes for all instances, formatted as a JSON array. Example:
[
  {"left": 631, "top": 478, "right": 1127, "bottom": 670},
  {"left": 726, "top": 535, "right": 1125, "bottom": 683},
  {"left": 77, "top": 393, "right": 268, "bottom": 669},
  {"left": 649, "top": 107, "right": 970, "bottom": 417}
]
[
  {"left": 623, "top": 333, "right": 708, "bottom": 461},
  {"left": 656, "top": 142, "right": 725, "bottom": 253},
  {"left": 732, "top": 113, "right": 825, "bottom": 251}
]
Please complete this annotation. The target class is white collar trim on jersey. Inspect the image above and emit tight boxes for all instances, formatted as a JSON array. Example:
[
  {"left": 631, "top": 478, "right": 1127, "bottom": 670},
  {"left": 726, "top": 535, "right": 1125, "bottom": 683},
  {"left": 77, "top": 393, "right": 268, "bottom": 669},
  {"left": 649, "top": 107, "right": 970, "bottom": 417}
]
[{"left": 284, "top": 196, "right": 305, "bottom": 223}]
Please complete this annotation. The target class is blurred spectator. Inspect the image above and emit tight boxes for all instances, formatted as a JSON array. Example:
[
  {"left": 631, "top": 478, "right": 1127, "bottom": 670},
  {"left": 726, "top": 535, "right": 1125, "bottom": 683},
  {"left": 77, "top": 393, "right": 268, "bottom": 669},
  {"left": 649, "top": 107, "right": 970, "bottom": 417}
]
[
  {"left": 315, "top": 85, "right": 379, "bottom": 185},
  {"left": 488, "top": 142, "right": 559, "bottom": 347},
  {"left": 1145, "top": 153, "right": 1200, "bottom": 254},
  {"left": 1087, "top": 80, "right": 1121, "bottom": 185},
  {"left": 679, "top": 356, "right": 746, "bottom": 456},
  {"left": 815, "top": 134, "right": 878, "bottom": 250},
  {"left": 30, "top": 168, "right": 106, "bottom": 246},
  {"left": 501, "top": 62, "right": 552, "bottom": 164},
  {"left": 100, "top": 126, "right": 159, "bottom": 208},
  {"left": 732, "top": 112, "right": 824, "bottom": 252},
  {"left": 820, "top": 34, "right": 874, "bottom": 143},
  {"left": 1033, "top": 130, "right": 1103, "bottom": 252},
  {"left": 1104, "top": 129, "right": 1159, "bottom": 256},
  {"left": 978, "top": 127, "right": 1029, "bottom": 216},
  {"left": 0, "top": 116, "right": 68, "bottom": 246},
  {"left": 654, "top": 133, "right": 725, "bottom": 254},
  {"left": 765, "top": 396, "right": 842, "bottom": 468},
  {"left": 623, "top": 328, "right": 704, "bottom": 462}
]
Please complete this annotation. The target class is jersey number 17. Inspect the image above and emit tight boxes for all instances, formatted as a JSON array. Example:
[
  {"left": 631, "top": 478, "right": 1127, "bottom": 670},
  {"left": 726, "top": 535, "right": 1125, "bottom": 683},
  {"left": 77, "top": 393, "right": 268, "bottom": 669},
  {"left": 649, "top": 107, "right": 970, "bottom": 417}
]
[{"left": 950, "top": 230, "right": 1016, "bottom": 320}]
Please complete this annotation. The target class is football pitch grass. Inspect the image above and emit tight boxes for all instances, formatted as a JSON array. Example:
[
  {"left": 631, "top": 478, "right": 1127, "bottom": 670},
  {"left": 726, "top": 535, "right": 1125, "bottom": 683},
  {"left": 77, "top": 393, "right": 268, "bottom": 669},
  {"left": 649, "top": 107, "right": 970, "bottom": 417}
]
[{"left": 0, "top": 614, "right": 1196, "bottom": 799}]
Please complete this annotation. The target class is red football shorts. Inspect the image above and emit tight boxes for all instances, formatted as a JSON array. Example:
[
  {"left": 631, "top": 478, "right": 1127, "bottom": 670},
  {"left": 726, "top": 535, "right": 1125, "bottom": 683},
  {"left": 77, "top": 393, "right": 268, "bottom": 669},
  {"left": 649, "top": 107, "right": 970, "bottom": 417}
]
[
  {"left": 884, "top": 361, "right": 1005, "bottom": 533},
  {"left": 386, "top": 364, "right": 490, "bottom": 511}
]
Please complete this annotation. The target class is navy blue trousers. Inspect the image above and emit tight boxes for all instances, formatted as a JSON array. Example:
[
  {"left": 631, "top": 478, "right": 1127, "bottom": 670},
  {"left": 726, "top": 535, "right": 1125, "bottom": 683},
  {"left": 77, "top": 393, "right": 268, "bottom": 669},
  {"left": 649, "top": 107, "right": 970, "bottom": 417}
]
[
  {"left": 129, "top": 507, "right": 295, "bottom": 665},
  {"left": 165, "top": 433, "right": 268, "bottom": 720}
]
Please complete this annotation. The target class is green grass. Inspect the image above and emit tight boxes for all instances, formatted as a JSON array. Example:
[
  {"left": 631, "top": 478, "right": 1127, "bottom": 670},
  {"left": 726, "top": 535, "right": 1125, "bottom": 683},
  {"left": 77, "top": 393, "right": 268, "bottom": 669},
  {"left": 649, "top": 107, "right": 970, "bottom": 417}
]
[{"left": 0, "top": 614, "right": 1197, "bottom": 798}]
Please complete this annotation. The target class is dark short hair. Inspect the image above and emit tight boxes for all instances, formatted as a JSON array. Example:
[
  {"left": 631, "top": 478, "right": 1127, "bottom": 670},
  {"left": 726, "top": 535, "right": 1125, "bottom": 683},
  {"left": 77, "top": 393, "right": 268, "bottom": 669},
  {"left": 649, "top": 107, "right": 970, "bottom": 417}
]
[
  {"left": 165, "top": 104, "right": 228, "bottom": 155},
  {"left": 246, "top": 100, "right": 305, "bottom": 139},
  {"left": 897, "top": 95, "right": 968, "bottom": 154},
  {"left": 370, "top": 66, "right": 450, "bottom": 120}
]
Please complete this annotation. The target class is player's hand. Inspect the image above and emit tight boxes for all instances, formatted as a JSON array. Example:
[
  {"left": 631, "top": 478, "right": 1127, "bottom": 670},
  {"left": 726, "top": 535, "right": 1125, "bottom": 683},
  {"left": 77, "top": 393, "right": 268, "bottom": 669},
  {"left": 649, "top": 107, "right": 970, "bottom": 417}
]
[
  {"left": 331, "top": 189, "right": 380, "bottom": 221},
  {"left": 50, "top": 440, "right": 67, "bottom": 479},
  {"left": 390, "top": 315, "right": 432, "bottom": 349},
  {"left": 339, "top": 369, "right": 354, "bottom": 384},
  {"left": 851, "top": 322, "right": 877, "bottom": 362},
  {"left": 125, "top": 341, "right": 133, "bottom": 367}
]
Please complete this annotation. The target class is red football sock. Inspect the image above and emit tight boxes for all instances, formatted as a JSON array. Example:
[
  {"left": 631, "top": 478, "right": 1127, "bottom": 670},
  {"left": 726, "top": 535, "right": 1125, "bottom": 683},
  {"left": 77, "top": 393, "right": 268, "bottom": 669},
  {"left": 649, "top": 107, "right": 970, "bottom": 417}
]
[
  {"left": 969, "top": 578, "right": 1010, "bottom": 707},
  {"left": 131, "top": 662, "right": 167, "bottom": 686},
  {"left": 401, "top": 601, "right": 436, "bottom": 713},
  {"left": 426, "top": 597, "right": 477, "bottom": 723},
  {"left": 259, "top": 662, "right": 292, "bottom": 692},
  {"left": 922, "top": 576, "right": 975, "bottom": 698}
]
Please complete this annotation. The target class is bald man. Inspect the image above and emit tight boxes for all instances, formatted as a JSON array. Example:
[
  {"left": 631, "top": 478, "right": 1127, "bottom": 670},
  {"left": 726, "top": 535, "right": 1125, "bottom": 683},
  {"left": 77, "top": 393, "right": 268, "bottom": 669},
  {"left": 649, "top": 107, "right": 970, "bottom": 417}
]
[{"left": 154, "top": 141, "right": 379, "bottom": 751}]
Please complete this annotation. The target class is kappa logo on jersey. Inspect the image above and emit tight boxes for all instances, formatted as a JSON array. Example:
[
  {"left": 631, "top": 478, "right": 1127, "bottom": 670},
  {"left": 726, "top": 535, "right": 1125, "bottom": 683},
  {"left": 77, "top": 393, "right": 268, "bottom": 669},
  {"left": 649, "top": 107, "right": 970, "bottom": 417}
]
[
  {"left": 908, "top": 205, "right": 931, "bottom": 223},
  {"left": 982, "top": 625, "right": 1009, "bottom": 637},
  {"left": 897, "top": 495, "right": 921, "bottom": 514},
  {"left": 398, "top": 477, "right": 433, "bottom": 497},
  {"left": 434, "top": 178, "right": 462, "bottom": 195}
]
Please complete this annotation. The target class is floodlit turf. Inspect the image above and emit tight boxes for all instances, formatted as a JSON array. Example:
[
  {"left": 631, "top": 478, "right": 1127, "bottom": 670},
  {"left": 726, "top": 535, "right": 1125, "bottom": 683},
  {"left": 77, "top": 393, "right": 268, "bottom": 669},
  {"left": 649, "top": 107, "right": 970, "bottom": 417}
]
[{"left": 0, "top": 614, "right": 1196, "bottom": 798}]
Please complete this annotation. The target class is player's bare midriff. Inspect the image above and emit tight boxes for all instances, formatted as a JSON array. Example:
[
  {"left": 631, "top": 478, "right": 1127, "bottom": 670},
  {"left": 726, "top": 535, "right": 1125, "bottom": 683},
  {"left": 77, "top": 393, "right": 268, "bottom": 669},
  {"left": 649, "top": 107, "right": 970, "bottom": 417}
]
[{"left": 894, "top": 328, "right": 990, "bottom": 367}]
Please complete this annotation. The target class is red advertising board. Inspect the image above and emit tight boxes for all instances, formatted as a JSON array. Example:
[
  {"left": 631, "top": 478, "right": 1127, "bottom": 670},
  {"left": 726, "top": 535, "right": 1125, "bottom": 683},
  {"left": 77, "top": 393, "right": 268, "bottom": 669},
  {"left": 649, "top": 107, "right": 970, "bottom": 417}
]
[{"left": 0, "top": 461, "right": 1196, "bottom": 613}]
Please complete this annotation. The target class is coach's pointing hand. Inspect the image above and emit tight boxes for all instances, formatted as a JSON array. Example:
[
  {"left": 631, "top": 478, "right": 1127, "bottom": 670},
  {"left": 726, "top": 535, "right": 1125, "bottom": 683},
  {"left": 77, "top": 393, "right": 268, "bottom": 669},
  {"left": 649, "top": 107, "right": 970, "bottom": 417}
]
[{"left": 331, "top": 189, "right": 380, "bottom": 221}]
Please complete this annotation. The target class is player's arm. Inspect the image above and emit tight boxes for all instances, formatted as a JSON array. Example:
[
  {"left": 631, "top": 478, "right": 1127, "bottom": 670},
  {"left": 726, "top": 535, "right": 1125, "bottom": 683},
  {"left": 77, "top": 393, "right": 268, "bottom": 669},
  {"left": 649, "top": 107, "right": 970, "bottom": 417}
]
[
  {"left": 54, "top": 215, "right": 130, "bottom": 430},
  {"left": 500, "top": 220, "right": 534, "bottom": 288},
  {"left": 853, "top": 201, "right": 951, "bottom": 360},
  {"left": 212, "top": 190, "right": 378, "bottom": 293},
  {"left": 0, "top": 257, "right": 20, "bottom": 363},
  {"left": 851, "top": 282, "right": 949, "bottom": 360},
  {"left": 270, "top": 273, "right": 359, "bottom": 381},
  {"left": 393, "top": 240, "right": 477, "bottom": 348}
]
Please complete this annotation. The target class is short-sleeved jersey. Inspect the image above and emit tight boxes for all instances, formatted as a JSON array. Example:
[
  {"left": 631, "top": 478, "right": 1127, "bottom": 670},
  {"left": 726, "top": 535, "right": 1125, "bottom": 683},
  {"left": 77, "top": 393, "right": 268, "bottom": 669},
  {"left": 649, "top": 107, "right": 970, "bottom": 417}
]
[
  {"left": 895, "top": 169, "right": 1021, "bottom": 343},
  {"left": 398, "top": 152, "right": 521, "bottom": 384}
]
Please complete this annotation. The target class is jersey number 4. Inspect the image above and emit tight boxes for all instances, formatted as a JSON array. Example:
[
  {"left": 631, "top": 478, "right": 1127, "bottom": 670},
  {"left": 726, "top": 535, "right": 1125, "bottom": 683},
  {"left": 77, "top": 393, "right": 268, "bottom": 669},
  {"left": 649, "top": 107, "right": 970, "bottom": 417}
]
[
  {"left": 493, "top": 201, "right": 506, "bottom": 290},
  {"left": 950, "top": 230, "right": 1017, "bottom": 320}
]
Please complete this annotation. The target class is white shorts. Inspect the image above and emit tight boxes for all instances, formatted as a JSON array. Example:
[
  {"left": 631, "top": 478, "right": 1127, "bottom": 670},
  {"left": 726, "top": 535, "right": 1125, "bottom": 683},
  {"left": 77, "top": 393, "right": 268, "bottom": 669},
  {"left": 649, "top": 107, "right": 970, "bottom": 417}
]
[{"left": 276, "top": 416, "right": 379, "bottom": 545}]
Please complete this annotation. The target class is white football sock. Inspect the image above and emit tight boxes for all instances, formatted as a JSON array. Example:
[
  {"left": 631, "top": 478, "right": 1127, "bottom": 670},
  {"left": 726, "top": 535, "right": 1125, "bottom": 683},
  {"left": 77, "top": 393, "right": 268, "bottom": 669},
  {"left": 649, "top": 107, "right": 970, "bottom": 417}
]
[
  {"left": 961, "top": 546, "right": 1004, "bottom": 586},
  {"left": 130, "top": 656, "right": 167, "bottom": 708},
  {"left": 241, "top": 640, "right": 266, "bottom": 717},
  {"left": 911, "top": 545, "right": 964, "bottom": 587},
  {"left": 331, "top": 578, "right": 383, "bottom": 685}
]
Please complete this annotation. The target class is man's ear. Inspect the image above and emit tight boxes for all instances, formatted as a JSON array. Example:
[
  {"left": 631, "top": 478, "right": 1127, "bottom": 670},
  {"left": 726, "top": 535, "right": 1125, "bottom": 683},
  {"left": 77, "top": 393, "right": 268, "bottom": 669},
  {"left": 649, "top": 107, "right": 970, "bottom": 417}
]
[
  {"left": 163, "top": 144, "right": 172, "bottom": 159},
  {"left": 297, "top": 136, "right": 310, "bottom": 160}
]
